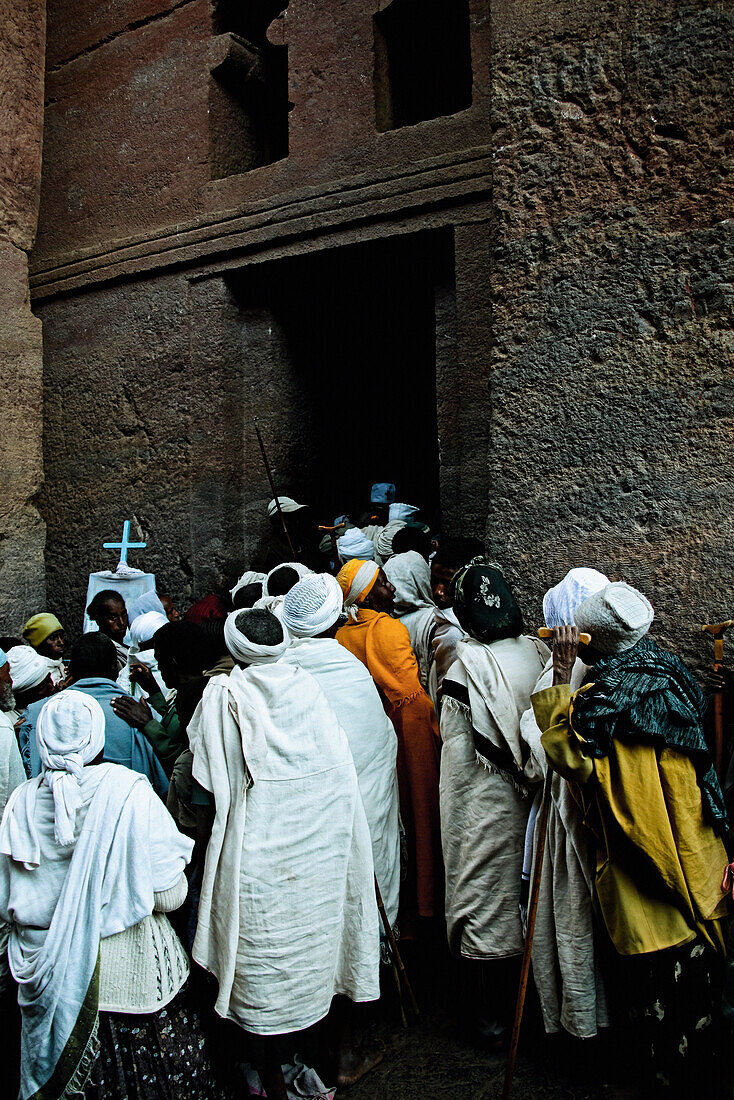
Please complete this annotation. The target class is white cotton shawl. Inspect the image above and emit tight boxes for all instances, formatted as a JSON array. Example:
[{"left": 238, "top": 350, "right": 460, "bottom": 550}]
[
  {"left": 127, "top": 591, "right": 166, "bottom": 622},
  {"left": 519, "top": 658, "right": 610, "bottom": 1037},
  {"left": 440, "top": 647, "right": 543, "bottom": 961},
  {"left": 384, "top": 551, "right": 434, "bottom": 615},
  {"left": 0, "top": 764, "right": 192, "bottom": 1100},
  {"left": 284, "top": 637, "right": 401, "bottom": 926},
  {"left": 374, "top": 521, "right": 406, "bottom": 565},
  {"left": 430, "top": 607, "right": 464, "bottom": 704},
  {"left": 454, "top": 636, "right": 548, "bottom": 791},
  {"left": 34, "top": 691, "right": 106, "bottom": 851},
  {"left": 189, "top": 664, "right": 380, "bottom": 1034}
]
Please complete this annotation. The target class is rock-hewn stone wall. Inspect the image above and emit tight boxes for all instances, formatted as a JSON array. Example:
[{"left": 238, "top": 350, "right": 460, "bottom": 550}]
[
  {"left": 487, "top": 0, "right": 734, "bottom": 669},
  {"left": 30, "top": 0, "right": 733, "bottom": 671},
  {"left": 0, "top": 0, "right": 46, "bottom": 632}
]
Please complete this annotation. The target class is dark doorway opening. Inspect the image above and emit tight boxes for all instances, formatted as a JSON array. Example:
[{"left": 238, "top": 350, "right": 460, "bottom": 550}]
[{"left": 227, "top": 231, "right": 453, "bottom": 527}]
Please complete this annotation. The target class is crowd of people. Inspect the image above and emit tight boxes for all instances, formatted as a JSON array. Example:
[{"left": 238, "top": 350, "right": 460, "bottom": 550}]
[{"left": 0, "top": 481, "right": 731, "bottom": 1100}]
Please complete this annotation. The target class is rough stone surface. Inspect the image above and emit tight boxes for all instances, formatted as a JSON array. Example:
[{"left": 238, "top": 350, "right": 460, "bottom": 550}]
[
  {"left": 0, "top": 0, "right": 46, "bottom": 633},
  {"left": 29, "top": 0, "right": 734, "bottom": 675},
  {"left": 486, "top": 0, "right": 734, "bottom": 670}
]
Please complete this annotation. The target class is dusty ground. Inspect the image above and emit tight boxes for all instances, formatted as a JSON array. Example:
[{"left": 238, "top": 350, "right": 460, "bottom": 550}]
[{"left": 346, "top": 945, "right": 615, "bottom": 1100}]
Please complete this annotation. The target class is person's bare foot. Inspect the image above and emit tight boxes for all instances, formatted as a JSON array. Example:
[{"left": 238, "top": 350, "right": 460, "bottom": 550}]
[{"left": 336, "top": 1042, "right": 384, "bottom": 1088}]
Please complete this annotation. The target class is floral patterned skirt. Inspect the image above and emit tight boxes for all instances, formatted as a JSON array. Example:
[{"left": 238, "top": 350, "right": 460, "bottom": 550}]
[{"left": 83, "top": 987, "right": 230, "bottom": 1100}]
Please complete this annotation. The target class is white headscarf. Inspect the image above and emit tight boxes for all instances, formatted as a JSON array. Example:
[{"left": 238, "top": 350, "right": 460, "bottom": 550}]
[
  {"left": 389, "top": 503, "right": 419, "bottom": 522},
  {"left": 374, "top": 520, "right": 406, "bottom": 564},
  {"left": 542, "top": 567, "right": 610, "bottom": 628},
  {"left": 128, "top": 611, "right": 168, "bottom": 648},
  {"left": 264, "top": 561, "right": 313, "bottom": 597},
  {"left": 127, "top": 591, "right": 166, "bottom": 623},
  {"left": 6, "top": 646, "right": 51, "bottom": 692},
  {"left": 282, "top": 574, "right": 344, "bottom": 638},
  {"left": 384, "top": 551, "right": 435, "bottom": 615},
  {"left": 337, "top": 528, "right": 375, "bottom": 563},
  {"left": 230, "top": 570, "right": 267, "bottom": 601},
  {"left": 37, "top": 690, "right": 105, "bottom": 848},
  {"left": 574, "top": 582, "right": 654, "bottom": 654},
  {"left": 224, "top": 609, "right": 291, "bottom": 665}
]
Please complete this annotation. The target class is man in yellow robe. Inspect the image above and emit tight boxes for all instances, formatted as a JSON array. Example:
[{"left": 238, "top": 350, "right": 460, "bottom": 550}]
[{"left": 532, "top": 582, "right": 729, "bottom": 1094}]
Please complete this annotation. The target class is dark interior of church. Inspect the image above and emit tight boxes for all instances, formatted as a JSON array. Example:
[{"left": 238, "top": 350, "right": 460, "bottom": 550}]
[{"left": 227, "top": 231, "right": 453, "bottom": 526}]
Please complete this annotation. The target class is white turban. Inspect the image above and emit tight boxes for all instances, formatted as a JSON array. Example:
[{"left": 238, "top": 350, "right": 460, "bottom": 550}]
[
  {"left": 224, "top": 609, "right": 291, "bottom": 665},
  {"left": 389, "top": 502, "right": 419, "bottom": 522},
  {"left": 128, "top": 611, "right": 168, "bottom": 648},
  {"left": 6, "top": 645, "right": 51, "bottom": 692},
  {"left": 38, "top": 690, "right": 106, "bottom": 848},
  {"left": 267, "top": 496, "right": 306, "bottom": 517},
  {"left": 574, "top": 581, "right": 654, "bottom": 654},
  {"left": 337, "top": 527, "right": 375, "bottom": 563},
  {"left": 542, "top": 567, "right": 610, "bottom": 628},
  {"left": 264, "top": 561, "right": 312, "bottom": 597},
  {"left": 282, "top": 574, "right": 344, "bottom": 638},
  {"left": 374, "top": 520, "right": 407, "bottom": 564},
  {"left": 230, "top": 570, "right": 266, "bottom": 601}
]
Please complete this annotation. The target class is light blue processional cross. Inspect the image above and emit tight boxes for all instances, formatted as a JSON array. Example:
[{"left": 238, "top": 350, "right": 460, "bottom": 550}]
[{"left": 103, "top": 520, "right": 147, "bottom": 568}]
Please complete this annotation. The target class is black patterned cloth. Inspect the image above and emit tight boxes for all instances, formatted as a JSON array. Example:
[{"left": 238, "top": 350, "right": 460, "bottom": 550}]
[
  {"left": 450, "top": 565, "right": 523, "bottom": 644},
  {"left": 83, "top": 987, "right": 230, "bottom": 1100},
  {"left": 573, "top": 636, "right": 727, "bottom": 831},
  {"left": 612, "top": 937, "right": 726, "bottom": 1096}
]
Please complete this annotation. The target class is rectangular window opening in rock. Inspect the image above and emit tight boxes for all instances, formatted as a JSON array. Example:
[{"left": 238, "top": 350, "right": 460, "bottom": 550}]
[
  {"left": 208, "top": 2, "right": 290, "bottom": 179},
  {"left": 374, "top": 0, "right": 473, "bottom": 133},
  {"left": 189, "top": 231, "right": 454, "bottom": 581}
]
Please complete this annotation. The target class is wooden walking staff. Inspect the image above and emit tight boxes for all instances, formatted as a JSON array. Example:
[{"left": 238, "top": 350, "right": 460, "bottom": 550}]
[
  {"left": 318, "top": 523, "right": 346, "bottom": 572},
  {"left": 502, "top": 768, "right": 552, "bottom": 1100},
  {"left": 374, "top": 876, "right": 420, "bottom": 1025},
  {"left": 253, "top": 418, "right": 297, "bottom": 558},
  {"left": 701, "top": 620, "right": 733, "bottom": 779}
]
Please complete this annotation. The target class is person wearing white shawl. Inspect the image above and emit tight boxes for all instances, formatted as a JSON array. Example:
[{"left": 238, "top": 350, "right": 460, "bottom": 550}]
[
  {"left": 282, "top": 575, "right": 400, "bottom": 928},
  {"left": 254, "top": 561, "right": 313, "bottom": 620},
  {"left": 388, "top": 502, "right": 420, "bottom": 523},
  {"left": 384, "top": 551, "right": 437, "bottom": 690},
  {"left": 117, "top": 610, "right": 171, "bottom": 699},
  {"left": 189, "top": 608, "right": 380, "bottom": 1095},
  {"left": 519, "top": 566, "right": 610, "bottom": 1040},
  {"left": 374, "top": 520, "right": 407, "bottom": 565},
  {"left": 337, "top": 527, "right": 375, "bottom": 563},
  {"left": 22, "top": 614, "right": 67, "bottom": 686},
  {"left": 230, "top": 569, "right": 266, "bottom": 603},
  {"left": 6, "top": 645, "right": 56, "bottom": 724},
  {"left": 0, "top": 650, "right": 26, "bottom": 996},
  {"left": 0, "top": 691, "right": 197, "bottom": 1100},
  {"left": 439, "top": 565, "right": 548, "bottom": 1044}
]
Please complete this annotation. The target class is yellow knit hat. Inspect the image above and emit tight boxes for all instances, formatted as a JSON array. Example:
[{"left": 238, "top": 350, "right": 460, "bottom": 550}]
[{"left": 23, "top": 613, "right": 64, "bottom": 648}]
